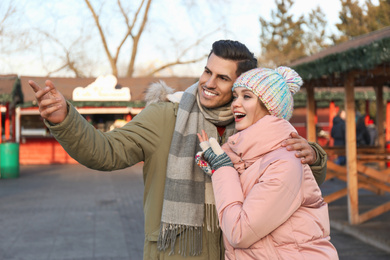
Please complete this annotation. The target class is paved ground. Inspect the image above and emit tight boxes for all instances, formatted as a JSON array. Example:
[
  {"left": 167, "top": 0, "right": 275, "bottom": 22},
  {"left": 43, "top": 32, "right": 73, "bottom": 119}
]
[
  {"left": 0, "top": 163, "right": 389, "bottom": 260},
  {"left": 321, "top": 177, "right": 390, "bottom": 259}
]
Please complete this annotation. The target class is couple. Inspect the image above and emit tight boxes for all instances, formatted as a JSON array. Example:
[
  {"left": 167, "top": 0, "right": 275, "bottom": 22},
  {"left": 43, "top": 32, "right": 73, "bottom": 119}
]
[
  {"left": 29, "top": 40, "right": 334, "bottom": 259},
  {"left": 196, "top": 67, "right": 338, "bottom": 259}
]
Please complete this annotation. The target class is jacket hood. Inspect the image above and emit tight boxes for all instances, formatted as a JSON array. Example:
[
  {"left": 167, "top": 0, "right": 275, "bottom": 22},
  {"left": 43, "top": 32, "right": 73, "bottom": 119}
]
[
  {"left": 144, "top": 80, "right": 174, "bottom": 106},
  {"left": 144, "top": 80, "right": 184, "bottom": 106},
  {"left": 223, "top": 115, "right": 297, "bottom": 173}
]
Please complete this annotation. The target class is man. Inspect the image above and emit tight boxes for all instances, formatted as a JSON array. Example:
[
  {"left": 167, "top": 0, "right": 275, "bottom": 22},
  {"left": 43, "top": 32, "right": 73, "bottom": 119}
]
[
  {"left": 29, "top": 40, "right": 327, "bottom": 259},
  {"left": 331, "top": 109, "right": 346, "bottom": 165}
]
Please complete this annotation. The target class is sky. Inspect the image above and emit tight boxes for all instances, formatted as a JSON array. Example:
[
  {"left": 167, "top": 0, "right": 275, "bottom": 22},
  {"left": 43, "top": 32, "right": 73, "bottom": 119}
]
[{"left": 0, "top": 0, "right": 377, "bottom": 78}]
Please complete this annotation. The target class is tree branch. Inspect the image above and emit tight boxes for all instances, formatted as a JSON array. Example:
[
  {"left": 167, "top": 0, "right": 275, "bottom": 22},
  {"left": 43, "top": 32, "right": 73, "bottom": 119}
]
[
  {"left": 84, "top": 0, "right": 117, "bottom": 76},
  {"left": 146, "top": 54, "right": 207, "bottom": 76},
  {"left": 126, "top": 0, "right": 152, "bottom": 77}
]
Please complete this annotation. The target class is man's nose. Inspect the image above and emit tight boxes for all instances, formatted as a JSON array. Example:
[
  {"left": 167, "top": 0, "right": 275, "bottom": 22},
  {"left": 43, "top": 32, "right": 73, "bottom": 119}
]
[{"left": 205, "top": 77, "right": 216, "bottom": 88}]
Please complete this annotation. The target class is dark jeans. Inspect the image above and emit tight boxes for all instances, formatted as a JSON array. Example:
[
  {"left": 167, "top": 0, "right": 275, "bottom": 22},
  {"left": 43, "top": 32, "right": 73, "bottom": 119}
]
[{"left": 335, "top": 156, "right": 346, "bottom": 166}]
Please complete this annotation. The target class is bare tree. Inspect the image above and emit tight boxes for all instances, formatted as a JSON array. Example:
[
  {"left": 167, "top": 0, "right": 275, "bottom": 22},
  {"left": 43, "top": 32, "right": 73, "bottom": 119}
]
[
  {"left": 3, "top": 0, "right": 226, "bottom": 78},
  {"left": 38, "top": 31, "right": 90, "bottom": 78},
  {"left": 84, "top": 0, "right": 151, "bottom": 77},
  {"left": 0, "top": 1, "right": 16, "bottom": 36},
  {"left": 144, "top": 29, "right": 220, "bottom": 76},
  {"left": 84, "top": 0, "right": 217, "bottom": 77},
  {"left": 0, "top": 1, "right": 31, "bottom": 54}
]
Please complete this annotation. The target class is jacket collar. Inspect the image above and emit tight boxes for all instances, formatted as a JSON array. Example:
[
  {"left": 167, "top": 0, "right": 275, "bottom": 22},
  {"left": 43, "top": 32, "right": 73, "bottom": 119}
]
[{"left": 225, "top": 115, "right": 297, "bottom": 168}]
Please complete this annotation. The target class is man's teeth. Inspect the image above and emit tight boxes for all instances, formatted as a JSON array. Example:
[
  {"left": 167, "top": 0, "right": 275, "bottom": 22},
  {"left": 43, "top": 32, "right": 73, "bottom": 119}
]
[{"left": 204, "top": 90, "right": 217, "bottom": 96}]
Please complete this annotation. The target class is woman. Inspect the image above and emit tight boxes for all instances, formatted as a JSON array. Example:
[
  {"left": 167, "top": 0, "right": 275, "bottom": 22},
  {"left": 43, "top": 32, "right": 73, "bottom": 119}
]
[{"left": 196, "top": 67, "right": 338, "bottom": 259}]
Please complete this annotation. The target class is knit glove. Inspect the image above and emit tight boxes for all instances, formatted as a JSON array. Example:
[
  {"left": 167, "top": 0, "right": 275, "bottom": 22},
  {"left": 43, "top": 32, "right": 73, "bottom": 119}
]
[
  {"left": 195, "top": 138, "right": 233, "bottom": 176},
  {"left": 195, "top": 152, "right": 213, "bottom": 176}
]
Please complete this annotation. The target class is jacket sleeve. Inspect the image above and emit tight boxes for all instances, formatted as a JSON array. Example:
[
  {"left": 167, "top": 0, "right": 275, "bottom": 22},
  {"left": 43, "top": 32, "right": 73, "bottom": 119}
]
[
  {"left": 45, "top": 101, "right": 173, "bottom": 171},
  {"left": 211, "top": 157, "right": 303, "bottom": 249},
  {"left": 308, "top": 142, "right": 327, "bottom": 185}
]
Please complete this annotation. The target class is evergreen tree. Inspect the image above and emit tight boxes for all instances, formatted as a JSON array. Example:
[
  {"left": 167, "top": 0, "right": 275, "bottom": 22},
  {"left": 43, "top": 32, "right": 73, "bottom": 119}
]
[
  {"left": 304, "top": 6, "right": 330, "bottom": 56},
  {"left": 259, "top": 0, "right": 305, "bottom": 67},
  {"left": 334, "top": 0, "right": 368, "bottom": 43},
  {"left": 365, "top": 0, "right": 390, "bottom": 31},
  {"left": 333, "top": 0, "right": 390, "bottom": 44},
  {"left": 259, "top": 0, "right": 330, "bottom": 67}
]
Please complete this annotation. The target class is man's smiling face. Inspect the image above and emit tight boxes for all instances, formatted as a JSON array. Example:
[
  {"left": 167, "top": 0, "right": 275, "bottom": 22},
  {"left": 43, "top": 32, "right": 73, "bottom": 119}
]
[{"left": 198, "top": 53, "right": 238, "bottom": 109}]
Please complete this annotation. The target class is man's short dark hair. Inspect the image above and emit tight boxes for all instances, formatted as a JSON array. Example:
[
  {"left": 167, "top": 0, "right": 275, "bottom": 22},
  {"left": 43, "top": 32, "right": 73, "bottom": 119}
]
[{"left": 209, "top": 40, "right": 258, "bottom": 77}]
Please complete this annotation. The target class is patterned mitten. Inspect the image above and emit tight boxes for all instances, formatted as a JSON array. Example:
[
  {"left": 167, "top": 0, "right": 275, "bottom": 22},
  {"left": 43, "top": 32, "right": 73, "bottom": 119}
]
[
  {"left": 196, "top": 138, "right": 233, "bottom": 175},
  {"left": 195, "top": 151, "right": 213, "bottom": 176}
]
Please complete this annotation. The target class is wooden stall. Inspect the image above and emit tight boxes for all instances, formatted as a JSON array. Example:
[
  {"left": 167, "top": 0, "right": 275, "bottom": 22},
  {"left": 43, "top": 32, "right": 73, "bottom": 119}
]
[
  {"left": 0, "top": 75, "right": 23, "bottom": 142},
  {"left": 291, "top": 26, "right": 390, "bottom": 225}
]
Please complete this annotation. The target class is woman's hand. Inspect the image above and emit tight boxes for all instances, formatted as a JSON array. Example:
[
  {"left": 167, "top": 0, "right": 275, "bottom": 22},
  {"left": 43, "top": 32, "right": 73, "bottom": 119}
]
[
  {"left": 196, "top": 130, "right": 233, "bottom": 175},
  {"left": 197, "top": 129, "right": 209, "bottom": 143}
]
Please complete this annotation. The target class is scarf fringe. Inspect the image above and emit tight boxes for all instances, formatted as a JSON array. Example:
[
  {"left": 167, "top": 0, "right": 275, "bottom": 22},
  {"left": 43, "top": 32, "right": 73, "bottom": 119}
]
[
  {"left": 157, "top": 223, "right": 203, "bottom": 256},
  {"left": 205, "top": 203, "right": 220, "bottom": 232},
  {"left": 157, "top": 204, "right": 219, "bottom": 256}
]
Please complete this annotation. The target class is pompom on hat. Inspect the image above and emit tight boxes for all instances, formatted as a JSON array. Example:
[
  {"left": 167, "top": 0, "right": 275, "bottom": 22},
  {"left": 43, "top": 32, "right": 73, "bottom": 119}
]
[{"left": 232, "top": 66, "right": 303, "bottom": 120}]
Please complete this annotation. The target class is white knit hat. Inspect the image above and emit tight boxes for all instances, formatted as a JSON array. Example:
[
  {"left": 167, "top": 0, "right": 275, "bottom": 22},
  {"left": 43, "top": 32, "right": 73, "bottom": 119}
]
[{"left": 232, "top": 66, "right": 303, "bottom": 120}]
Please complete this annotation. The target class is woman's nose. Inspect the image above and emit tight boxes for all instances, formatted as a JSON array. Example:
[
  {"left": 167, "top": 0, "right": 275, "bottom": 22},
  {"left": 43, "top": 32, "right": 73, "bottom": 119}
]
[{"left": 232, "top": 98, "right": 241, "bottom": 107}]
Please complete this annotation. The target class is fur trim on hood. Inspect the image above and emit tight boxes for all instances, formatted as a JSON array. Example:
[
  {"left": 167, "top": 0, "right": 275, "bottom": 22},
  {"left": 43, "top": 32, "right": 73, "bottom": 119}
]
[{"left": 144, "top": 80, "right": 183, "bottom": 106}]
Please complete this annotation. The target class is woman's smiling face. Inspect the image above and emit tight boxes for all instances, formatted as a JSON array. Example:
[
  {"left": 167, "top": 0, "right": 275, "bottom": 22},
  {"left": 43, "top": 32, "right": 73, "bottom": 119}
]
[{"left": 231, "top": 87, "right": 270, "bottom": 131}]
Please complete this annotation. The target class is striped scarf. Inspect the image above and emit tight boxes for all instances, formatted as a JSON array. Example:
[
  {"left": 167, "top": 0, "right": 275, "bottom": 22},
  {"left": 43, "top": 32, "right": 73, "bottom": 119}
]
[{"left": 158, "top": 82, "right": 235, "bottom": 256}]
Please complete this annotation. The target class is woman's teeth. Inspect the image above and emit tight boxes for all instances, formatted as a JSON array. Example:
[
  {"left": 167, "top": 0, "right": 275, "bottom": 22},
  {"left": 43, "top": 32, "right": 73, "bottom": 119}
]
[{"left": 234, "top": 112, "right": 246, "bottom": 118}]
